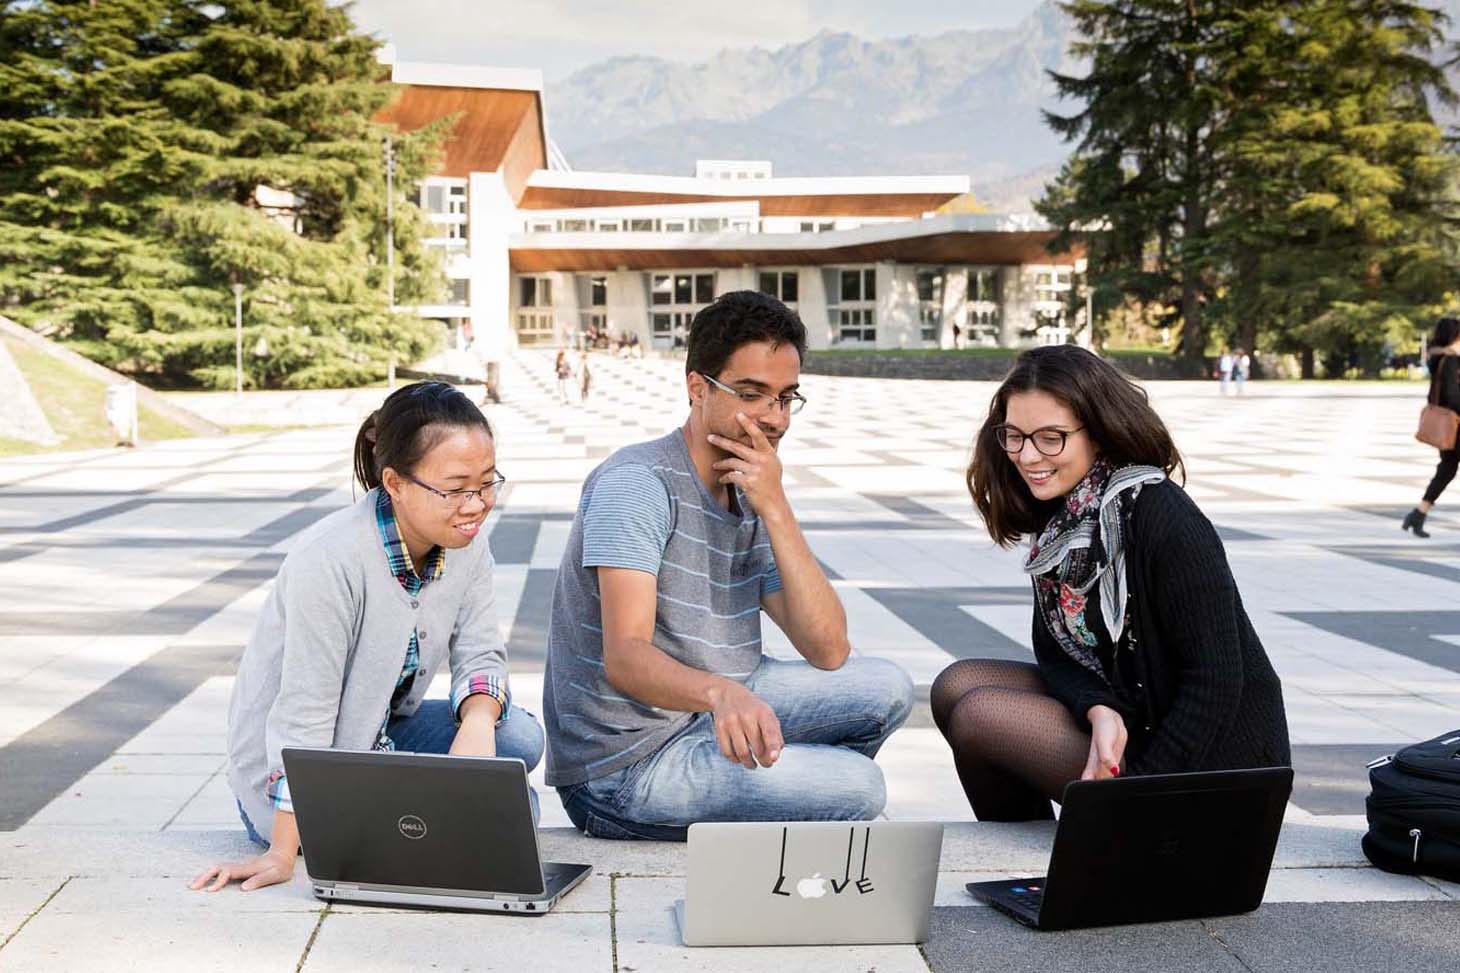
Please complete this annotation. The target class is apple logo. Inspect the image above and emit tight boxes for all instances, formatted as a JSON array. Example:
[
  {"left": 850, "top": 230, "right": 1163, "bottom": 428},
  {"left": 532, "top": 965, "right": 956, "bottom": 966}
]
[{"left": 796, "top": 873, "right": 829, "bottom": 899}]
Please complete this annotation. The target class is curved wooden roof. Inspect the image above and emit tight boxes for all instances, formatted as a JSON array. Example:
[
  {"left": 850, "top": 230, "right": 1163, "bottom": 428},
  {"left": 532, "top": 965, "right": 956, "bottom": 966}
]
[
  {"left": 376, "top": 87, "right": 546, "bottom": 200},
  {"left": 515, "top": 186, "right": 959, "bottom": 217},
  {"left": 508, "top": 231, "right": 1080, "bottom": 272}
]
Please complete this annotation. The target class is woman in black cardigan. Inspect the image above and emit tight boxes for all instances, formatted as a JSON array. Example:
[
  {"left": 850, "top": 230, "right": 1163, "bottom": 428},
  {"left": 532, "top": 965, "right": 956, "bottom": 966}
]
[
  {"left": 1402, "top": 316, "right": 1460, "bottom": 538},
  {"left": 932, "top": 345, "right": 1290, "bottom": 821}
]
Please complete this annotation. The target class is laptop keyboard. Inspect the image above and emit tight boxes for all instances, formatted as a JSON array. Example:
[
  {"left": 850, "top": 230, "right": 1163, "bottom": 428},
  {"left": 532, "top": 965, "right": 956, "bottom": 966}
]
[{"left": 1003, "top": 884, "right": 1044, "bottom": 914}]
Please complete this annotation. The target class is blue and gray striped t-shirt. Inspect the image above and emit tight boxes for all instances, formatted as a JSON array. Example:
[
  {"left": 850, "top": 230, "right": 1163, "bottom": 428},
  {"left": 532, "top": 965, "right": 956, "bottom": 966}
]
[{"left": 543, "top": 428, "right": 782, "bottom": 787}]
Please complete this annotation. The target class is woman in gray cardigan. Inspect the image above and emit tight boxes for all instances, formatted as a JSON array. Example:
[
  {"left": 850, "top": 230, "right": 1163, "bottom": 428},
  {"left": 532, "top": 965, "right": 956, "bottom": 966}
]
[{"left": 193, "top": 382, "right": 544, "bottom": 893}]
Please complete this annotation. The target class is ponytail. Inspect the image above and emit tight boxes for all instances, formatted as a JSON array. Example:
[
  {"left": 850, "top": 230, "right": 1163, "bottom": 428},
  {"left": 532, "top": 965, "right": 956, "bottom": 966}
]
[
  {"left": 353, "top": 382, "right": 492, "bottom": 493},
  {"left": 353, "top": 410, "right": 383, "bottom": 491}
]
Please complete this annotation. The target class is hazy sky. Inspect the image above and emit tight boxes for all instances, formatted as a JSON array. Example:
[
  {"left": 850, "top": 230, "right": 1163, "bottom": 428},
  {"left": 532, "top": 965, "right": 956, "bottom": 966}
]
[{"left": 348, "top": 0, "right": 1051, "bottom": 81}]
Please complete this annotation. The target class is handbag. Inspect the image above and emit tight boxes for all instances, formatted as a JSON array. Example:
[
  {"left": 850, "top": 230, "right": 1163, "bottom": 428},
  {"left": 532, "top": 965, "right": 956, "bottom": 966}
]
[{"left": 1416, "top": 356, "right": 1459, "bottom": 450}]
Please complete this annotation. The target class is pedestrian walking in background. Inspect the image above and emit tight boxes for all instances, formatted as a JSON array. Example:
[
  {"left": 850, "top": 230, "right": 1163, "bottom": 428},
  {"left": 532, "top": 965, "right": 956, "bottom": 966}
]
[
  {"left": 1234, "top": 350, "right": 1251, "bottom": 395},
  {"left": 555, "top": 350, "right": 573, "bottom": 404},
  {"left": 1403, "top": 317, "right": 1460, "bottom": 537},
  {"left": 580, "top": 352, "right": 593, "bottom": 404},
  {"left": 1217, "top": 349, "right": 1234, "bottom": 396}
]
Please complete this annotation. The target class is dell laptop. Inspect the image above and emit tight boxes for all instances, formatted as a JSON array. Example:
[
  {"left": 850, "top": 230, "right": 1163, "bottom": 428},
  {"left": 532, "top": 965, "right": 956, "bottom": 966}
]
[
  {"left": 281, "top": 747, "right": 590, "bottom": 914},
  {"left": 675, "top": 821, "right": 943, "bottom": 946},
  {"left": 967, "top": 766, "right": 1293, "bottom": 930}
]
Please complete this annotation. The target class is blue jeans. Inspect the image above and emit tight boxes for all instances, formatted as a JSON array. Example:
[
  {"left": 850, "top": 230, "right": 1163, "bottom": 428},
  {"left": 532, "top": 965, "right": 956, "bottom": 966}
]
[
  {"left": 239, "top": 700, "right": 546, "bottom": 847},
  {"left": 558, "top": 656, "right": 913, "bottom": 841}
]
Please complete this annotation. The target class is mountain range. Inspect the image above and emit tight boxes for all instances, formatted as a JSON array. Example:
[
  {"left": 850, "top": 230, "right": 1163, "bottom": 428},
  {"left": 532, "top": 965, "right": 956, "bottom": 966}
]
[
  {"left": 543, "top": 0, "right": 1460, "bottom": 213},
  {"left": 543, "top": 1, "right": 1078, "bottom": 211}
]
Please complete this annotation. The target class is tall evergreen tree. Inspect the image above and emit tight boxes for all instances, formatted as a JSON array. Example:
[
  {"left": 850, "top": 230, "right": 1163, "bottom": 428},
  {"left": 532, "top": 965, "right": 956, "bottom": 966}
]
[
  {"left": 1216, "top": 0, "right": 1457, "bottom": 376},
  {"left": 0, "top": 0, "right": 444, "bottom": 388},
  {"left": 1040, "top": 0, "right": 1460, "bottom": 376},
  {"left": 1038, "top": 0, "right": 1230, "bottom": 370}
]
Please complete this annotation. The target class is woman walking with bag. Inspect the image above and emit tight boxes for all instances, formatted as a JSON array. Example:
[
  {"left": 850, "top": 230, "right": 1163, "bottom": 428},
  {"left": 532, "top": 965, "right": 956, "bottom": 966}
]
[{"left": 1403, "top": 317, "right": 1460, "bottom": 538}]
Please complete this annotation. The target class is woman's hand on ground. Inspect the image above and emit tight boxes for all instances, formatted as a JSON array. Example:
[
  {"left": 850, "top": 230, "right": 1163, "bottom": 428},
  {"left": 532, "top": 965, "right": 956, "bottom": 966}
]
[
  {"left": 189, "top": 847, "right": 296, "bottom": 893},
  {"left": 1082, "top": 704, "right": 1128, "bottom": 781}
]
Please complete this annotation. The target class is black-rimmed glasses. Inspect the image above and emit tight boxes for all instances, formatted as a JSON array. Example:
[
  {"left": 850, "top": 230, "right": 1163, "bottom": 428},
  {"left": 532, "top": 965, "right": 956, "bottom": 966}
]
[
  {"left": 407, "top": 472, "right": 508, "bottom": 508},
  {"left": 700, "top": 373, "right": 807, "bottom": 415},
  {"left": 993, "top": 424, "right": 1085, "bottom": 457}
]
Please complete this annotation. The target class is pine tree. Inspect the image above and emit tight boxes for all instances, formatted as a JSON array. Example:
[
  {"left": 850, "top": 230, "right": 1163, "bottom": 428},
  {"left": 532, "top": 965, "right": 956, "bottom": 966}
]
[
  {"left": 1217, "top": 0, "right": 1457, "bottom": 376},
  {"left": 1038, "top": 0, "right": 1231, "bottom": 371},
  {"left": 0, "top": 0, "right": 445, "bottom": 389}
]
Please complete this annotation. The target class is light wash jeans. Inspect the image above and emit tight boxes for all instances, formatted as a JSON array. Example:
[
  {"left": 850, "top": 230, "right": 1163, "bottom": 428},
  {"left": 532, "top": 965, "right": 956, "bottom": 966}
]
[
  {"left": 558, "top": 656, "right": 913, "bottom": 841},
  {"left": 239, "top": 700, "right": 545, "bottom": 847}
]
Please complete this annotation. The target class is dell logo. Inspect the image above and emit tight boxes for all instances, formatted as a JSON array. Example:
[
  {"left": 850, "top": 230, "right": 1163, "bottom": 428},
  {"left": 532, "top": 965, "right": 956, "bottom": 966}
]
[{"left": 397, "top": 814, "right": 428, "bottom": 840}]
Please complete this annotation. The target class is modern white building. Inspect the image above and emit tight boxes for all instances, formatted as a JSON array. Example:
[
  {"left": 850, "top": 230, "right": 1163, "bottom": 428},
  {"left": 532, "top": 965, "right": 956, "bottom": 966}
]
[{"left": 376, "top": 60, "right": 1084, "bottom": 361}]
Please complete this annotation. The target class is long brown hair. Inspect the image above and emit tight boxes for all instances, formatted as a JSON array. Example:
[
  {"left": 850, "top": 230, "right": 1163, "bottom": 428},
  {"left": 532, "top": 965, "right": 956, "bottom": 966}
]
[{"left": 968, "top": 346, "right": 1184, "bottom": 547}]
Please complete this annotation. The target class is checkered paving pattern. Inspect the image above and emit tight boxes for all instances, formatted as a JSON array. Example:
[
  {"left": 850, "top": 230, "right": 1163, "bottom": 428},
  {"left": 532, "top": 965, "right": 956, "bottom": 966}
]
[{"left": 3, "top": 354, "right": 1459, "bottom": 833}]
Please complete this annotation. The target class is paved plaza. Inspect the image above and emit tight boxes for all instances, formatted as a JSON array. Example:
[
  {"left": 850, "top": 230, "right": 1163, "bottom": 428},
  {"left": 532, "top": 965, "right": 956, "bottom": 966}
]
[{"left": 2, "top": 351, "right": 1459, "bottom": 970}]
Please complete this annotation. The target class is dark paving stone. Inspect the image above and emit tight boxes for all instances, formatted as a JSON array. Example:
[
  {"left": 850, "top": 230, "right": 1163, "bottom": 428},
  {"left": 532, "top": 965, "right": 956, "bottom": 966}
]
[
  {"left": 1288, "top": 744, "right": 1388, "bottom": 816},
  {"left": 926, "top": 902, "right": 1460, "bottom": 973},
  {"left": 864, "top": 587, "right": 1031, "bottom": 661},
  {"left": 863, "top": 493, "right": 970, "bottom": 530},
  {"left": 1206, "top": 902, "right": 1460, "bottom": 972},
  {"left": 1214, "top": 525, "right": 1270, "bottom": 542},
  {"left": 0, "top": 642, "right": 241, "bottom": 830},
  {"left": 1326, "top": 544, "right": 1460, "bottom": 585},
  {"left": 507, "top": 568, "right": 557, "bottom": 671},
  {"left": 487, "top": 515, "right": 542, "bottom": 565},
  {"left": 1282, "top": 610, "right": 1460, "bottom": 676},
  {"left": 923, "top": 906, "right": 1244, "bottom": 973}
]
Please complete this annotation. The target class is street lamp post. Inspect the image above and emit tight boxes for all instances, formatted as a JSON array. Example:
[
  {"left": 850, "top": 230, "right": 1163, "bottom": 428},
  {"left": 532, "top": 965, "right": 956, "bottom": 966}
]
[
  {"left": 384, "top": 136, "right": 395, "bottom": 311},
  {"left": 232, "top": 282, "right": 244, "bottom": 396}
]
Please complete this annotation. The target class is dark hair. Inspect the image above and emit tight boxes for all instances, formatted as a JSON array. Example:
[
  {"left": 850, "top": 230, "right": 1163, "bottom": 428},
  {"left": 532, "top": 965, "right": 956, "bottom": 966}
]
[
  {"left": 685, "top": 290, "right": 807, "bottom": 379},
  {"left": 968, "top": 346, "right": 1185, "bottom": 547},
  {"left": 1431, "top": 316, "right": 1460, "bottom": 350},
  {"left": 352, "top": 381, "right": 493, "bottom": 492}
]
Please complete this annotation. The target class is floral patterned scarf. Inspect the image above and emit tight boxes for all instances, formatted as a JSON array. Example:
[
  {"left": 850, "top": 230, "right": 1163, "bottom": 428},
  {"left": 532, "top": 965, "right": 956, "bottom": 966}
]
[{"left": 1022, "top": 457, "right": 1167, "bottom": 678}]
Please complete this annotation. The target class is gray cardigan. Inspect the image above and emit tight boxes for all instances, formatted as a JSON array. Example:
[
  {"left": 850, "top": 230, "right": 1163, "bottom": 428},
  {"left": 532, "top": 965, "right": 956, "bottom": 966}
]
[{"left": 226, "top": 489, "right": 508, "bottom": 841}]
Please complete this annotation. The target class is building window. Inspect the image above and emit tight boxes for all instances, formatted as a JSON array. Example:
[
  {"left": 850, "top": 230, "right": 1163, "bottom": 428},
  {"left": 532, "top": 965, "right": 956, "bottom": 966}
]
[
  {"left": 694, "top": 218, "right": 724, "bottom": 233},
  {"left": 448, "top": 278, "right": 469, "bottom": 306},
  {"left": 628, "top": 218, "right": 655, "bottom": 232},
  {"left": 663, "top": 218, "right": 688, "bottom": 233},
  {"left": 421, "top": 182, "right": 467, "bottom": 216},
  {"left": 799, "top": 220, "right": 836, "bottom": 233},
  {"left": 964, "top": 267, "right": 1003, "bottom": 345},
  {"left": 528, "top": 219, "right": 554, "bottom": 232},
  {"left": 590, "top": 276, "right": 607, "bottom": 307},
  {"left": 520, "top": 276, "right": 552, "bottom": 308},
  {"left": 650, "top": 272, "right": 715, "bottom": 349},
  {"left": 831, "top": 267, "right": 877, "bottom": 344},
  {"left": 758, "top": 271, "right": 798, "bottom": 304},
  {"left": 917, "top": 268, "right": 944, "bottom": 343},
  {"left": 596, "top": 219, "right": 621, "bottom": 232},
  {"left": 560, "top": 219, "right": 588, "bottom": 232}
]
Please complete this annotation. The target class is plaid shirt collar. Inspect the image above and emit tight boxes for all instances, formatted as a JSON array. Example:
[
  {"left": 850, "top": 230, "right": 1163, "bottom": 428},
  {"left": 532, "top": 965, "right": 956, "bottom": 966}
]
[{"left": 374, "top": 489, "right": 445, "bottom": 593}]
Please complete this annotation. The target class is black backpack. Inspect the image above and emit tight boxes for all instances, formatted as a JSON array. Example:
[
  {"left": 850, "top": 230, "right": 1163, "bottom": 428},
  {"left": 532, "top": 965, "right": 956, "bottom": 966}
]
[{"left": 1362, "top": 730, "right": 1460, "bottom": 881}]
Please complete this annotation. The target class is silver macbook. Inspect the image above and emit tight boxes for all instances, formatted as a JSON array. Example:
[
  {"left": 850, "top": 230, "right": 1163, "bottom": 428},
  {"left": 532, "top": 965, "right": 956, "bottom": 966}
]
[
  {"left": 674, "top": 821, "right": 944, "bottom": 946},
  {"left": 281, "top": 747, "right": 590, "bottom": 914}
]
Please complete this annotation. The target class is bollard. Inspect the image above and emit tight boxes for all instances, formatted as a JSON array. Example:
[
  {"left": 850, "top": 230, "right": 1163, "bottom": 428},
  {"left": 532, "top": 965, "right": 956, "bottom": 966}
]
[{"left": 104, "top": 382, "right": 139, "bottom": 447}]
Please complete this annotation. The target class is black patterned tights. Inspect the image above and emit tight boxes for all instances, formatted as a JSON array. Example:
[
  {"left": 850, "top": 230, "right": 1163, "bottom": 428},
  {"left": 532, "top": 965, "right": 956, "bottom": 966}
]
[{"left": 930, "top": 659, "right": 1090, "bottom": 821}]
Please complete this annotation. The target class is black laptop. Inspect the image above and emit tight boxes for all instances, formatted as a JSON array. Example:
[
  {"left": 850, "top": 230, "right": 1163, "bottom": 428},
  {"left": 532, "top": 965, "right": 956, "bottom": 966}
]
[
  {"left": 967, "top": 767, "right": 1293, "bottom": 931},
  {"left": 281, "top": 747, "right": 591, "bottom": 914}
]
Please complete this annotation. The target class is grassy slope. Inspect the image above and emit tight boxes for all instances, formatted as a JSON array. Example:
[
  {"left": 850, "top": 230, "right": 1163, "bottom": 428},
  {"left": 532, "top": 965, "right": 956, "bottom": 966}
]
[{"left": 0, "top": 335, "right": 194, "bottom": 456}]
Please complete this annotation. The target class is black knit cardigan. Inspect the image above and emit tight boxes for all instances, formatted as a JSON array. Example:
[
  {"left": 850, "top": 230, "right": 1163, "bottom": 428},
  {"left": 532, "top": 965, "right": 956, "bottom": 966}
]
[{"left": 1029, "top": 478, "right": 1292, "bottom": 776}]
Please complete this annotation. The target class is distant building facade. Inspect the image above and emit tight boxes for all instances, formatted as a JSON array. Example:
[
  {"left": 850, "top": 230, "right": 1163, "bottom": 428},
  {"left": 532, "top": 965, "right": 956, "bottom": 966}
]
[{"left": 375, "top": 60, "right": 1085, "bottom": 360}]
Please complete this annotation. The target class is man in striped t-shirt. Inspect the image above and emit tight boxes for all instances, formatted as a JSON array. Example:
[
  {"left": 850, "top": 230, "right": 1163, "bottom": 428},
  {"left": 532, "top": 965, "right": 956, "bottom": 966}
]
[{"left": 544, "top": 290, "right": 913, "bottom": 840}]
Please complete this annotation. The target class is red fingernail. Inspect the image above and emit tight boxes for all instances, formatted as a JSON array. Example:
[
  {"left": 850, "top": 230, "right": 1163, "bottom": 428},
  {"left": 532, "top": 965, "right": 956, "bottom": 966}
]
[{"left": 1110, "top": 766, "right": 1120, "bottom": 776}]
